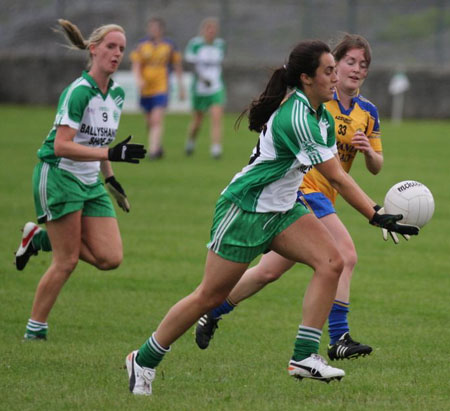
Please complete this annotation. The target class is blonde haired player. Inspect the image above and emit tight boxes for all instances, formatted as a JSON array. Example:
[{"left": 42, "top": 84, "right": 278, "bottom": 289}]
[{"left": 15, "top": 19, "right": 145, "bottom": 340}]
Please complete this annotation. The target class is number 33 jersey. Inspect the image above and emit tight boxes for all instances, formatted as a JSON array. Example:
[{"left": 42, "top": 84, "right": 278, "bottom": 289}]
[{"left": 301, "top": 90, "right": 382, "bottom": 204}]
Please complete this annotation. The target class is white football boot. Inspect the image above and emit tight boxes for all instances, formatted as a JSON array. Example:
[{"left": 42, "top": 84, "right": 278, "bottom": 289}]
[
  {"left": 288, "top": 353, "right": 345, "bottom": 383},
  {"left": 126, "top": 350, "right": 155, "bottom": 395},
  {"left": 15, "top": 222, "right": 41, "bottom": 271}
]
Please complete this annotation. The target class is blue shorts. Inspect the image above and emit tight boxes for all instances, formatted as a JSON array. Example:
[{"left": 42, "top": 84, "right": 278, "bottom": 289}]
[
  {"left": 297, "top": 191, "right": 335, "bottom": 219},
  {"left": 140, "top": 94, "right": 168, "bottom": 112}
]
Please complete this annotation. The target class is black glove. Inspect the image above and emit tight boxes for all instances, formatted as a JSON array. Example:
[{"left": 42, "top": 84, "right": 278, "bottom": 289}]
[
  {"left": 105, "top": 176, "right": 130, "bottom": 212},
  {"left": 108, "top": 136, "right": 146, "bottom": 163},
  {"left": 370, "top": 207, "right": 419, "bottom": 238}
]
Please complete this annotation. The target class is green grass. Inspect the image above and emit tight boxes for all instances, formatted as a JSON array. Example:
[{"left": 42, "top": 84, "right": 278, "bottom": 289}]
[{"left": 1, "top": 105, "right": 449, "bottom": 410}]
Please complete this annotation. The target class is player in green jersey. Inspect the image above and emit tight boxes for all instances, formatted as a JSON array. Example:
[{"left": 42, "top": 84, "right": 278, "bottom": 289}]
[
  {"left": 15, "top": 19, "right": 145, "bottom": 341},
  {"left": 195, "top": 34, "right": 384, "bottom": 361},
  {"left": 184, "top": 17, "right": 226, "bottom": 158},
  {"left": 125, "top": 40, "right": 418, "bottom": 395}
]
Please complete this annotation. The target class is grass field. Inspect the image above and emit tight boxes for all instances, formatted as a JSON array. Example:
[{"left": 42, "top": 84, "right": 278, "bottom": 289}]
[{"left": 1, "top": 105, "right": 449, "bottom": 410}]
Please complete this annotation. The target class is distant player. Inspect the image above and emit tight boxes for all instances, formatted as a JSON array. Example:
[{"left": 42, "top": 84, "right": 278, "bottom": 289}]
[
  {"left": 184, "top": 17, "right": 226, "bottom": 159},
  {"left": 195, "top": 34, "right": 390, "bottom": 361},
  {"left": 15, "top": 19, "right": 145, "bottom": 340},
  {"left": 130, "top": 17, "right": 185, "bottom": 159}
]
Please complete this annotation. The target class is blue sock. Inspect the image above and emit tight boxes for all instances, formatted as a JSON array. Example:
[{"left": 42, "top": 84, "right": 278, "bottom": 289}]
[
  {"left": 210, "top": 298, "right": 236, "bottom": 319},
  {"left": 328, "top": 300, "right": 350, "bottom": 344}
]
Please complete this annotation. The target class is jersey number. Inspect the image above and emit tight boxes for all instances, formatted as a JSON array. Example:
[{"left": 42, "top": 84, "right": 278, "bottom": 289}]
[
  {"left": 337, "top": 124, "right": 347, "bottom": 136},
  {"left": 102, "top": 112, "right": 108, "bottom": 122}
]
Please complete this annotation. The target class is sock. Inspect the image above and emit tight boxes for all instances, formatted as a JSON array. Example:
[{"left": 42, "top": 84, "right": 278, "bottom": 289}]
[
  {"left": 328, "top": 300, "right": 350, "bottom": 344},
  {"left": 32, "top": 230, "right": 52, "bottom": 251},
  {"left": 25, "top": 319, "right": 48, "bottom": 337},
  {"left": 292, "top": 325, "right": 322, "bottom": 361},
  {"left": 136, "top": 332, "right": 171, "bottom": 369},
  {"left": 210, "top": 298, "right": 236, "bottom": 319}
]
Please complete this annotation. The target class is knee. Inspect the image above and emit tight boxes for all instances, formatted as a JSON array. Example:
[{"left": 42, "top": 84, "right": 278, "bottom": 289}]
[
  {"left": 342, "top": 248, "right": 358, "bottom": 271},
  {"left": 316, "top": 252, "right": 344, "bottom": 281},
  {"left": 259, "top": 267, "right": 283, "bottom": 284},
  {"left": 192, "top": 288, "right": 228, "bottom": 313},
  {"left": 52, "top": 256, "right": 78, "bottom": 276},
  {"left": 95, "top": 253, "right": 123, "bottom": 271}
]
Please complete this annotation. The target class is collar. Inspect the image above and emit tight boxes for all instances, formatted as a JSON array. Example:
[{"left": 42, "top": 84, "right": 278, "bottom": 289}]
[
  {"left": 294, "top": 88, "right": 325, "bottom": 116},
  {"left": 82, "top": 71, "right": 113, "bottom": 93}
]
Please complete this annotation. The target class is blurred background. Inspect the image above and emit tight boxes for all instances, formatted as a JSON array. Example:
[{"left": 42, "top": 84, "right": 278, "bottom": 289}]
[{"left": 1, "top": 0, "right": 450, "bottom": 118}]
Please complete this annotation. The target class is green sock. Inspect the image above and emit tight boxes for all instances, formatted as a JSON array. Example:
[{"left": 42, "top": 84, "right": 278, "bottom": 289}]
[
  {"left": 32, "top": 230, "right": 52, "bottom": 251},
  {"left": 292, "top": 325, "right": 322, "bottom": 361},
  {"left": 136, "top": 333, "right": 170, "bottom": 369}
]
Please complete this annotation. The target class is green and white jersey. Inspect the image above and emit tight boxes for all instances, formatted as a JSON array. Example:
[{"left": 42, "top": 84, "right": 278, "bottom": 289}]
[
  {"left": 38, "top": 71, "right": 125, "bottom": 185},
  {"left": 222, "top": 89, "right": 337, "bottom": 212},
  {"left": 184, "top": 36, "right": 225, "bottom": 96}
]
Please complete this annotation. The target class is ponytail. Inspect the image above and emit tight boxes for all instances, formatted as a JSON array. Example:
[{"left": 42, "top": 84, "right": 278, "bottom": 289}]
[{"left": 236, "top": 67, "right": 288, "bottom": 133}]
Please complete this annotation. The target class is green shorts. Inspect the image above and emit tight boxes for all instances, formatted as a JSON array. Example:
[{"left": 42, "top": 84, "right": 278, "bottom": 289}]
[
  {"left": 207, "top": 196, "right": 309, "bottom": 263},
  {"left": 192, "top": 89, "right": 226, "bottom": 112},
  {"left": 32, "top": 161, "right": 116, "bottom": 223}
]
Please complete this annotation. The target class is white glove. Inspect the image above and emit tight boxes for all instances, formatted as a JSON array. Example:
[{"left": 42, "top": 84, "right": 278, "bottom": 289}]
[{"left": 105, "top": 176, "right": 130, "bottom": 212}]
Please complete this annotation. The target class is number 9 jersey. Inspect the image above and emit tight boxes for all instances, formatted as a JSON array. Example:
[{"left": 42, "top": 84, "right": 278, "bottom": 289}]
[{"left": 300, "top": 90, "right": 382, "bottom": 204}]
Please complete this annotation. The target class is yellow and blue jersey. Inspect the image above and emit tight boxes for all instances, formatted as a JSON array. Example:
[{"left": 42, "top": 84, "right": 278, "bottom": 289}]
[
  {"left": 130, "top": 37, "right": 182, "bottom": 97},
  {"left": 301, "top": 90, "right": 382, "bottom": 204}
]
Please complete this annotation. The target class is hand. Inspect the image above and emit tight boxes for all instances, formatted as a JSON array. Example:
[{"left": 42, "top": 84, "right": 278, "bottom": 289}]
[
  {"left": 108, "top": 136, "right": 146, "bottom": 163},
  {"left": 370, "top": 205, "right": 419, "bottom": 243},
  {"left": 105, "top": 176, "right": 130, "bottom": 212},
  {"left": 351, "top": 130, "right": 371, "bottom": 153}
]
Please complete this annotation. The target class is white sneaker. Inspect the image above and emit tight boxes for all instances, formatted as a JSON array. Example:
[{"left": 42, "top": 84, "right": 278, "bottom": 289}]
[
  {"left": 210, "top": 144, "right": 222, "bottom": 159},
  {"left": 126, "top": 350, "right": 155, "bottom": 395},
  {"left": 15, "top": 222, "right": 41, "bottom": 271},
  {"left": 288, "top": 354, "right": 345, "bottom": 382}
]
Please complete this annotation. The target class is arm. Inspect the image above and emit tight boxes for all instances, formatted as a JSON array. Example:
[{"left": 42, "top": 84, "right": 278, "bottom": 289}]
[
  {"left": 54, "top": 125, "right": 108, "bottom": 161},
  {"left": 131, "top": 61, "right": 144, "bottom": 92},
  {"left": 174, "top": 60, "right": 185, "bottom": 100},
  {"left": 315, "top": 156, "right": 376, "bottom": 220},
  {"left": 352, "top": 130, "right": 383, "bottom": 174},
  {"left": 100, "top": 160, "right": 114, "bottom": 179}
]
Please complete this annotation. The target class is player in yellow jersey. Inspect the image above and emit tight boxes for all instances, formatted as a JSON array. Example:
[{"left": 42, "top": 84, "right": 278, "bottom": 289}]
[
  {"left": 130, "top": 18, "right": 185, "bottom": 159},
  {"left": 195, "top": 34, "right": 393, "bottom": 360}
]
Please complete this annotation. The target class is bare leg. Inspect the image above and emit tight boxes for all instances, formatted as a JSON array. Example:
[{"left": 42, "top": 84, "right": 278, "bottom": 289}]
[
  {"left": 79, "top": 216, "right": 123, "bottom": 270},
  {"left": 154, "top": 251, "right": 249, "bottom": 347},
  {"left": 270, "top": 214, "right": 343, "bottom": 329},
  {"left": 319, "top": 213, "right": 357, "bottom": 302},
  {"left": 228, "top": 252, "right": 295, "bottom": 303},
  {"left": 209, "top": 104, "right": 223, "bottom": 146},
  {"left": 30, "top": 212, "right": 82, "bottom": 322},
  {"left": 147, "top": 107, "right": 165, "bottom": 155},
  {"left": 187, "top": 111, "right": 204, "bottom": 142}
]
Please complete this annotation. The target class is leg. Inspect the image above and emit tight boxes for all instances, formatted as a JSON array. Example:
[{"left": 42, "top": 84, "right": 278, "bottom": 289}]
[
  {"left": 147, "top": 107, "right": 166, "bottom": 157},
  {"left": 29, "top": 212, "right": 82, "bottom": 324},
  {"left": 185, "top": 111, "right": 204, "bottom": 155},
  {"left": 79, "top": 216, "right": 123, "bottom": 270},
  {"left": 154, "top": 251, "right": 249, "bottom": 347},
  {"left": 195, "top": 251, "right": 295, "bottom": 349},
  {"left": 209, "top": 104, "right": 223, "bottom": 158},
  {"left": 269, "top": 214, "right": 345, "bottom": 381},
  {"left": 270, "top": 214, "right": 343, "bottom": 330},
  {"left": 228, "top": 251, "right": 295, "bottom": 303},
  {"left": 320, "top": 214, "right": 372, "bottom": 359}
]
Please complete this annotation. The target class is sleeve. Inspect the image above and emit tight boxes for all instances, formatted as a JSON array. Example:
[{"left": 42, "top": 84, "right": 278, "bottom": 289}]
[
  {"left": 54, "top": 86, "right": 89, "bottom": 130},
  {"left": 171, "top": 47, "right": 182, "bottom": 65},
  {"left": 276, "top": 105, "right": 336, "bottom": 166},
  {"left": 367, "top": 105, "right": 382, "bottom": 152},
  {"left": 129, "top": 46, "right": 141, "bottom": 63},
  {"left": 184, "top": 38, "right": 198, "bottom": 63}
]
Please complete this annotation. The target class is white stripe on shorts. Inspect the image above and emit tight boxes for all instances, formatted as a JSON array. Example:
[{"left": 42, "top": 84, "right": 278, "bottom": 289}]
[
  {"left": 39, "top": 163, "right": 52, "bottom": 221},
  {"left": 210, "top": 202, "right": 240, "bottom": 253}
]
